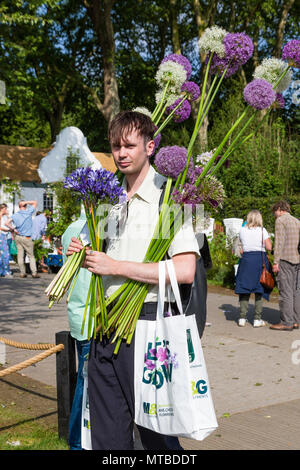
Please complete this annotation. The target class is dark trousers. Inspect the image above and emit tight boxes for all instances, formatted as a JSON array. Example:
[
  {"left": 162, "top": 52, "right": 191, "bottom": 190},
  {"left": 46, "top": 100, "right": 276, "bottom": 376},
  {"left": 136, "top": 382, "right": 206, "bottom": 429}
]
[{"left": 88, "top": 302, "right": 183, "bottom": 450}]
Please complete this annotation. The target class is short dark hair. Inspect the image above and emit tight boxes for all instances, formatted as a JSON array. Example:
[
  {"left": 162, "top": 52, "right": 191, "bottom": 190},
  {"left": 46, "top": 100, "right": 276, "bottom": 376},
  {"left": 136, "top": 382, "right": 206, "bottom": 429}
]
[
  {"left": 272, "top": 200, "right": 290, "bottom": 213},
  {"left": 108, "top": 111, "right": 156, "bottom": 147}
]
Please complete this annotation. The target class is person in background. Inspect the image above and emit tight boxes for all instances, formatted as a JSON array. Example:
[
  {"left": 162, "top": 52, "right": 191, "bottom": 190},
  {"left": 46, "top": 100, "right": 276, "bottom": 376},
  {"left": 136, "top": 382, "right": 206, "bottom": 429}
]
[
  {"left": 5, "top": 200, "right": 39, "bottom": 278},
  {"left": 32, "top": 211, "right": 48, "bottom": 273},
  {"left": 0, "top": 204, "right": 13, "bottom": 277},
  {"left": 62, "top": 216, "right": 92, "bottom": 451},
  {"left": 31, "top": 211, "right": 47, "bottom": 241},
  {"left": 0, "top": 204, "right": 14, "bottom": 262},
  {"left": 235, "top": 210, "right": 272, "bottom": 327},
  {"left": 270, "top": 201, "right": 300, "bottom": 331}
]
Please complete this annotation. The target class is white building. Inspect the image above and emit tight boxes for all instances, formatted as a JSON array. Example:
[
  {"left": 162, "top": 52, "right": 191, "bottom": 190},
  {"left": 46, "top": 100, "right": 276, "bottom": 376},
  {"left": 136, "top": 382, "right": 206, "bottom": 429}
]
[{"left": 0, "top": 127, "right": 116, "bottom": 214}]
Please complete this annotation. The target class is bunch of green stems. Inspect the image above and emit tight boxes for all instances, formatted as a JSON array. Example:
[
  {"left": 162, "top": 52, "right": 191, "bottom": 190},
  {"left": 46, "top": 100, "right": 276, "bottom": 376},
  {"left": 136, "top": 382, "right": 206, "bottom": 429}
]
[
  {"left": 45, "top": 247, "right": 86, "bottom": 308},
  {"left": 89, "top": 61, "right": 291, "bottom": 354},
  {"left": 46, "top": 199, "right": 108, "bottom": 340},
  {"left": 80, "top": 200, "right": 108, "bottom": 340}
]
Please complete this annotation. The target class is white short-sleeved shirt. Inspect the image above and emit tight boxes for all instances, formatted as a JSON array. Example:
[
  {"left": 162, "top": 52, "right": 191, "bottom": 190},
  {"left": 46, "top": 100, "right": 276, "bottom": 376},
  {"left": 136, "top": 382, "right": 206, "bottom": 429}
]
[
  {"left": 80, "top": 165, "right": 200, "bottom": 302},
  {"left": 239, "top": 226, "right": 269, "bottom": 252}
]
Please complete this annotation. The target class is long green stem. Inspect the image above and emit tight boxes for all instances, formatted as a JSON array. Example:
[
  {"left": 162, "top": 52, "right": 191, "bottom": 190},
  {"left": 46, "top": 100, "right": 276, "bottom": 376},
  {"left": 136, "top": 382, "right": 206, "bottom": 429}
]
[
  {"left": 209, "top": 109, "right": 257, "bottom": 177},
  {"left": 151, "top": 80, "right": 171, "bottom": 121},
  {"left": 180, "top": 66, "right": 228, "bottom": 187},
  {"left": 154, "top": 93, "right": 188, "bottom": 134}
]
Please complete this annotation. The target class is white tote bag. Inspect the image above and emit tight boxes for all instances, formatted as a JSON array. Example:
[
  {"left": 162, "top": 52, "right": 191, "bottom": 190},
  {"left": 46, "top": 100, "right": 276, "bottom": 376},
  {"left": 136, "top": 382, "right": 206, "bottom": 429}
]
[
  {"left": 81, "top": 359, "right": 92, "bottom": 450},
  {"left": 134, "top": 259, "right": 218, "bottom": 440}
]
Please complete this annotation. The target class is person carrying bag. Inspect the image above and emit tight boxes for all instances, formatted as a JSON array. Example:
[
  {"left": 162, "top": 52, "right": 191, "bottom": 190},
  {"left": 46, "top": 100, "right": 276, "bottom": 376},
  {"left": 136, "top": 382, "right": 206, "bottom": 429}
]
[{"left": 134, "top": 259, "right": 218, "bottom": 440}]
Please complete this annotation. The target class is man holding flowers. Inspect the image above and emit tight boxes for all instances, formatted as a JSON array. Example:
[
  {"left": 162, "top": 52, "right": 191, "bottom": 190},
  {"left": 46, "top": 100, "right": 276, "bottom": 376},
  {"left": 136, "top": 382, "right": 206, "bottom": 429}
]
[{"left": 66, "top": 111, "right": 200, "bottom": 450}]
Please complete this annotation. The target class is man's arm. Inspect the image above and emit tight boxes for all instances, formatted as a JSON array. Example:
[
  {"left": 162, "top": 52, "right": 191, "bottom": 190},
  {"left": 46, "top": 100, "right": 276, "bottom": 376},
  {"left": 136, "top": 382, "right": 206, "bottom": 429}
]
[
  {"left": 85, "top": 250, "right": 196, "bottom": 285},
  {"left": 66, "top": 237, "right": 196, "bottom": 284},
  {"left": 5, "top": 218, "right": 15, "bottom": 232},
  {"left": 273, "top": 218, "right": 284, "bottom": 272},
  {"left": 25, "top": 200, "right": 37, "bottom": 209}
]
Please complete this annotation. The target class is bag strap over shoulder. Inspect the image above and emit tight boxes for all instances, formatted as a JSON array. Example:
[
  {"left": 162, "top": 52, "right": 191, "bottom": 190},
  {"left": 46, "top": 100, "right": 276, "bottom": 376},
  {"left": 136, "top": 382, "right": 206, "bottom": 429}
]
[{"left": 261, "top": 228, "right": 266, "bottom": 268}]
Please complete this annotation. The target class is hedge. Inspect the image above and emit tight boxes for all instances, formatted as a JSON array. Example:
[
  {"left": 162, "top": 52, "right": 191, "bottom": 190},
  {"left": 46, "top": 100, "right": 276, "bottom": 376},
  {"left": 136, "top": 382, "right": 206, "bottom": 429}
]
[{"left": 210, "top": 195, "right": 300, "bottom": 233}]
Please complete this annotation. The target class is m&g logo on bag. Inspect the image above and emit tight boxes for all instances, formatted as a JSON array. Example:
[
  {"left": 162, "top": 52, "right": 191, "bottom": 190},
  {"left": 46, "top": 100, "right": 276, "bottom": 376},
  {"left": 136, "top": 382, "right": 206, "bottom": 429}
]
[
  {"left": 143, "top": 402, "right": 157, "bottom": 416},
  {"left": 192, "top": 379, "right": 208, "bottom": 396},
  {"left": 143, "top": 339, "right": 177, "bottom": 389}
]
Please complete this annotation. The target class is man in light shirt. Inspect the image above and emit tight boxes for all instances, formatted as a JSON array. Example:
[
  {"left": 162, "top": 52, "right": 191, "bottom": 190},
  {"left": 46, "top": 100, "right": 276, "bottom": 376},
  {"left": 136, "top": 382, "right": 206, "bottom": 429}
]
[
  {"left": 270, "top": 201, "right": 300, "bottom": 331},
  {"left": 6, "top": 200, "right": 39, "bottom": 278},
  {"left": 66, "top": 111, "right": 200, "bottom": 450}
]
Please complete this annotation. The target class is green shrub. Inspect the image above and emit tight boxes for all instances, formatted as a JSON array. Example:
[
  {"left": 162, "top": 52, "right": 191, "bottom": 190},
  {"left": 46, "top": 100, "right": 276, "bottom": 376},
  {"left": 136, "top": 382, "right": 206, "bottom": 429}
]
[{"left": 207, "top": 232, "right": 239, "bottom": 289}]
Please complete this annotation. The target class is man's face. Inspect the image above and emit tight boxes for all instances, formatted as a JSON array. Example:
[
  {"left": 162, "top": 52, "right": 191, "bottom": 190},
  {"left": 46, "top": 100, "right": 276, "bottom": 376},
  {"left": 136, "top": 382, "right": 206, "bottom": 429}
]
[{"left": 111, "top": 129, "right": 154, "bottom": 176}]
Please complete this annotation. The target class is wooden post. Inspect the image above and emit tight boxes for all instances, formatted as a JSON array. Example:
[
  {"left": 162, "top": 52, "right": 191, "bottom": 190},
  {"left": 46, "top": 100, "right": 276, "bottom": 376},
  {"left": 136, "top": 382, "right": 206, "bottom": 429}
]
[{"left": 55, "top": 331, "right": 76, "bottom": 442}]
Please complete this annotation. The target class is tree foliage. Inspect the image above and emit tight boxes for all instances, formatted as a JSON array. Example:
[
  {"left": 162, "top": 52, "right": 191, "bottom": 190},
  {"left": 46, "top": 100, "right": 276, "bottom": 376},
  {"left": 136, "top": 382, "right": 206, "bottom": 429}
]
[{"left": 0, "top": 0, "right": 299, "bottom": 205}]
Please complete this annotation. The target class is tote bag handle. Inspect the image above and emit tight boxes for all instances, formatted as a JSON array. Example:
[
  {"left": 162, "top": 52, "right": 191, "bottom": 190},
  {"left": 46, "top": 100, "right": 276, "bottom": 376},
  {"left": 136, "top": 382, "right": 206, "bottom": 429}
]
[
  {"left": 157, "top": 260, "right": 184, "bottom": 319},
  {"left": 166, "top": 259, "right": 184, "bottom": 315}
]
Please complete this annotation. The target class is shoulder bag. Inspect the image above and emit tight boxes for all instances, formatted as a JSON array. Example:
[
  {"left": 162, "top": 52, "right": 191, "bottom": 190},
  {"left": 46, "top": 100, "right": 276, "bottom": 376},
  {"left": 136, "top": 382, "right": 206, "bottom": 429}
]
[{"left": 259, "top": 228, "right": 275, "bottom": 291}]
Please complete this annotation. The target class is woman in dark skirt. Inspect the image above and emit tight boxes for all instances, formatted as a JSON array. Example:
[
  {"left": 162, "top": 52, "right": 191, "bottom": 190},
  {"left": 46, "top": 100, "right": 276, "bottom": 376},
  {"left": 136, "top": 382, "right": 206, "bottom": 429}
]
[{"left": 235, "top": 210, "right": 273, "bottom": 327}]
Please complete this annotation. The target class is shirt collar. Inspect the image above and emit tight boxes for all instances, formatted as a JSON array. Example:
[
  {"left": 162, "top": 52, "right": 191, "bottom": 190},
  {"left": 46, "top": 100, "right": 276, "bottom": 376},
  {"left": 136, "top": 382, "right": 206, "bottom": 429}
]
[{"left": 123, "top": 165, "right": 166, "bottom": 204}]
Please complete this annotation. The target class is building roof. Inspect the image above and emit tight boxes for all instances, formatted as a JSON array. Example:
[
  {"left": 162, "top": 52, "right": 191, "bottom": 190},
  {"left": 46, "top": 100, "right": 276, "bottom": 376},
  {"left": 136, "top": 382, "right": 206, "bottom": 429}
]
[{"left": 0, "top": 144, "right": 116, "bottom": 182}]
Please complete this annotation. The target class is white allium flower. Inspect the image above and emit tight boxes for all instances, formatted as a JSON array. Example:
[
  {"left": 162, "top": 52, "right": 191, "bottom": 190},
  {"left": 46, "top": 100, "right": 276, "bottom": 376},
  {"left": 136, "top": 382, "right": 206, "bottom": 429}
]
[
  {"left": 253, "top": 58, "right": 292, "bottom": 92},
  {"left": 155, "top": 61, "right": 187, "bottom": 93},
  {"left": 132, "top": 107, "right": 152, "bottom": 118},
  {"left": 155, "top": 89, "right": 181, "bottom": 107},
  {"left": 196, "top": 149, "right": 215, "bottom": 165},
  {"left": 198, "top": 26, "right": 228, "bottom": 58}
]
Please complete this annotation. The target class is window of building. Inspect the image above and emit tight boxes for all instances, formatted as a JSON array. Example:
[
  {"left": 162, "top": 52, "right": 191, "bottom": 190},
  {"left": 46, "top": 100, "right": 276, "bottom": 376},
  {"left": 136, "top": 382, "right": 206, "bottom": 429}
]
[
  {"left": 43, "top": 192, "right": 53, "bottom": 212},
  {"left": 65, "top": 147, "right": 80, "bottom": 176}
]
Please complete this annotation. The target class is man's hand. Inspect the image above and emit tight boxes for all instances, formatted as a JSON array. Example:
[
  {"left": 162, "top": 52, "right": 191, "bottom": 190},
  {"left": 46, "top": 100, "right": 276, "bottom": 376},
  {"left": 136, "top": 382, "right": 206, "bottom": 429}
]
[
  {"left": 272, "top": 263, "right": 279, "bottom": 273},
  {"left": 85, "top": 249, "right": 117, "bottom": 276},
  {"left": 66, "top": 237, "right": 84, "bottom": 256}
]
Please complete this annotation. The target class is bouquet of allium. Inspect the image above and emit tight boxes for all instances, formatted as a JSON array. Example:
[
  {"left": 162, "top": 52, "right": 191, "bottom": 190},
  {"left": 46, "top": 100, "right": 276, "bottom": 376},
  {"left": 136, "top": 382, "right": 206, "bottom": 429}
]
[
  {"left": 93, "top": 35, "right": 299, "bottom": 354},
  {"left": 45, "top": 167, "right": 126, "bottom": 338}
]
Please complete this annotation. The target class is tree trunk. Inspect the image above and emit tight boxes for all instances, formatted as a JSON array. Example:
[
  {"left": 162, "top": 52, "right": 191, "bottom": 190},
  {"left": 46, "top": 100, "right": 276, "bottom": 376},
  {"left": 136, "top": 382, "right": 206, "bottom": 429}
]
[
  {"left": 274, "top": 0, "right": 295, "bottom": 58},
  {"left": 169, "top": 0, "right": 181, "bottom": 54},
  {"left": 43, "top": 81, "right": 68, "bottom": 143},
  {"left": 83, "top": 0, "right": 120, "bottom": 123}
]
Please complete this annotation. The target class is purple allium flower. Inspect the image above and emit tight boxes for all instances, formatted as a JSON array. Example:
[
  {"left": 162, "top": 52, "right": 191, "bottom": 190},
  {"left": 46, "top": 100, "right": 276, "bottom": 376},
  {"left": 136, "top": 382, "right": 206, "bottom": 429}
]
[
  {"left": 172, "top": 176, "right": 225, "bottom": 209},
  {"left": 224, "top": 33, "right": 254, "bottom": 65},
  {"left": 172, "top": 183, "right": 204, "bottom": 209},
  {"left": 282, "top": 39, "right": 300, "bottom": 68},
  {"left": 181, "top": 81, "right": 200, "bottom": 101},
  {"left": 154, "top": 145, "right": 191, "bottom": 179},
  {"left": 166, "top": 98, "right": 191, "bottom": 122},
  {"left": 151, "top": 126, "right": 161, "bottom": 156},
  {"left": 188, "top": 165, "right": 204, "bottom": 184},
  {"left": 275, "top": 92, "right": 285, "bottom": 108},
  {"left": 207, "top": 53, "right": 239, "bottom": 78},
  {"left": 243, "top": 79, "right": 276, "bottom": 110},
  {"left": 161, "top": 53, "right": 192, "bottom": 79}
]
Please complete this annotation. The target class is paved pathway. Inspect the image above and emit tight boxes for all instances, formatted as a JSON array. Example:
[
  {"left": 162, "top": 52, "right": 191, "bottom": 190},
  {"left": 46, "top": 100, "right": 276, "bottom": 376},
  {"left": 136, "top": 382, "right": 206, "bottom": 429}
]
[{"left": 1, "top": 268, "right": 300, "bottom": 450}]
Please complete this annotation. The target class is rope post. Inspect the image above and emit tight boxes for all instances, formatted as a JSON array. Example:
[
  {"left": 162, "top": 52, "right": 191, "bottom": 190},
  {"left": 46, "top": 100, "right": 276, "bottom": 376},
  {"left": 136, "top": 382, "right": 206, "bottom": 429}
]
[
  {"left": 0, "top": 340, "right": 6, "bottom": 366},
  {"left": 55, "top": 331, "right": 76, "bottom": 442}
]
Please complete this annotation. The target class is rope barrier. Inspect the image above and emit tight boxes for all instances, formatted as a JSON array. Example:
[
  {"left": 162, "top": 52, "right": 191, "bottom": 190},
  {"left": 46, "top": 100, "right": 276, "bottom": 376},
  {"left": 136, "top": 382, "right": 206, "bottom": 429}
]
[
  {"left": 0, "top": 337, "right": 57, "bottom": 350},
  {"left": 0, "top": 337, "right": 64, "bottom": 378}
]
